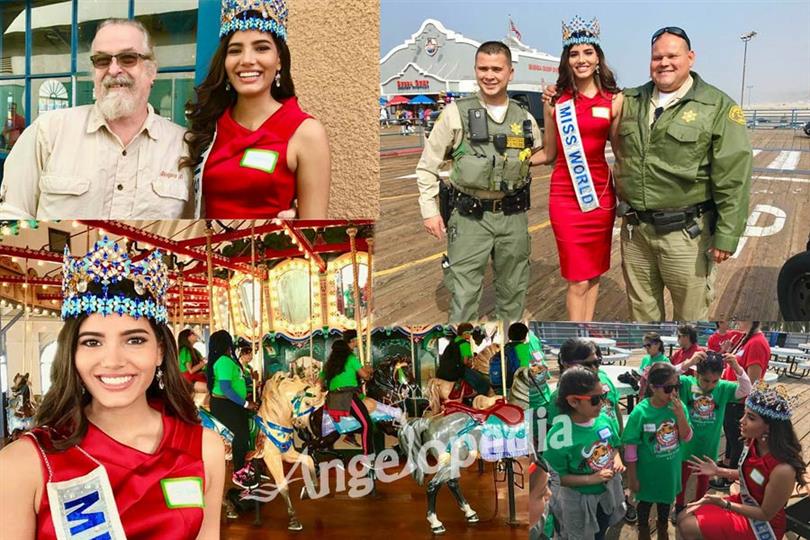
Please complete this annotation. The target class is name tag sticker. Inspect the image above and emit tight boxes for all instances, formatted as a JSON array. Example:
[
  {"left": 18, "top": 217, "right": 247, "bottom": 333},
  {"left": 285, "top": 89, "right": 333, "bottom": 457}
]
[
  {"left": 643, "top": 423, "right": 657, "bottom": 432},
  {"left": 749, "top": 468, "right": 765, "bottom": 486},
  {"left": 598, "top": 427, "right": 612, "bottom": 441},
  {"left": 240, "top": 149, "right": 279, "bottom": 173},
  {"left": 592, "top": 106, "right": 610, "bottom": 119},
  {"left": 161, "top": 477, "right": 204, "bottom": 509}
]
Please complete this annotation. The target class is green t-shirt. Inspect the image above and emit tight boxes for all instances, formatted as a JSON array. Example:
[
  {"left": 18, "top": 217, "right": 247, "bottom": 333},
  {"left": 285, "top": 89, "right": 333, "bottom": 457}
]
[
  {"left": 528, "top": 369, "right": 552, "bottom": 410},
  {"left": 212, "top": 355, "right": 247, "bottom": 401},
  {"left": 545, "top": 412, "right": 622, "bottom": 494},
  {"left": 458, "top": 338, "right": 472, "bottom": 359},
  {"left": 178, "top": 347, "right": 192, "bottom": 373},
  {"left": 639, "top": 353, "right": 670, "bottom": 373},
  {"left": 598, "top": 369, "right": 622, "bottom": 425},
  {"left": 678, "top": 375, "right": 738, "bottom": 460},
  {"left": 328, "top": 353, "right": 364, "bottom": 398},
  {"left": 514, "top": 342, "right": 532, "bottom": 368},
  {"left": 621, "top": 398, "right": 690, "bottom": 503}
]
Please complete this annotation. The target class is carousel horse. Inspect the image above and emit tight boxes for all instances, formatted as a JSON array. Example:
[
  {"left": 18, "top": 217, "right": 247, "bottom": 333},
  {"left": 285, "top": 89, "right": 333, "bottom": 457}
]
[
  {"left": 250, "top": 372, "right": 325, "bottom": 531},
  {"left": 398, "top": 398, "right": 530, "bottom": 534},
  {"left": 471, "top": 343, "right": 500, "bottom": 379},
  {"left": 298, "top": 357, "right": 416, "bottom": 459},
  {"left": 6, "top": 373, "right": 36, "bottom": 440},
  {"left": 472, "top": 366, "right": 549, "bottom": 410}
]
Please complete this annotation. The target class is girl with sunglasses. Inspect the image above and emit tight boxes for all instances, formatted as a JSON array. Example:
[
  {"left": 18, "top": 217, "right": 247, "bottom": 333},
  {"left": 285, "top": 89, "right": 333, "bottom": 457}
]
[
  {"left": 622, "top": 362, "right": 692, "bottom": 540},
  {"left": 545, "top": 367, "right": 626, "bottom": 539},
  {"left": 672, "top": 350, "right": 752, "bottom": 517},
  {"left": 638, "top": 332, "right": 669, "bottom": 396}
]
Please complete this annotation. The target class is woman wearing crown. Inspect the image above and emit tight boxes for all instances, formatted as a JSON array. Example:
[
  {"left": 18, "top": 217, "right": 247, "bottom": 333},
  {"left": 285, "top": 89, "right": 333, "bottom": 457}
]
[
  {"left": 183, "top": 0, "right": 331, "bottom": 218},
  {"left": 0, "top": 239, "right": 225, "bottom": 539},
  {"left": 529, "top": 17, "right": 622, "bottom": 321},
  {"left": 676, "top": 382, "right": 807, "bottom": 539}
]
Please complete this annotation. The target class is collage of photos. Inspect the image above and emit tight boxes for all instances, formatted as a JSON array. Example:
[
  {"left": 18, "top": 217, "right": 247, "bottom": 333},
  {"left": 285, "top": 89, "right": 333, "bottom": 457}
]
[{"left": 0, "top": 1, "right": 808, "bottom": 540}]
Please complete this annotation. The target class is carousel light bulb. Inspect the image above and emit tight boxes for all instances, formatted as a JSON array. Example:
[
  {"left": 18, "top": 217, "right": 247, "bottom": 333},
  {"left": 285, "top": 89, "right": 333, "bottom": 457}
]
[
  {"left": 34, "top": 308, "right": 40, "bottom": 314},
  {"left": 11, "top": 257, "right": 17, "bottom": 263},
  {"left": 0, "top": 300, "right": 5, "bottom": 306},
  {"left": 51, "top": 299, "right": 57, "bottom": 305},
  {"left": 19, "top": 221, "right": 27, "bottom": 229},
  {"left": 43, "top": 284, "right": 49, "bottom": 289},
  {"left": 72, "top": 221, "right": 80, "bottom": 228},
  {"left": 98, "top": 229, "right": 106, "bottom": 237},
  {"left": 0, "top": 226, "right": 9, "bottom": 235},
  {"left": 37, "top": 261, "right": 44, "bottom": 266},
  {"left": 21, "top": 283, "right": 28, "bottom": 289},
  {"left": 143, "top": 243, "right": 153, "bottom": 250}
]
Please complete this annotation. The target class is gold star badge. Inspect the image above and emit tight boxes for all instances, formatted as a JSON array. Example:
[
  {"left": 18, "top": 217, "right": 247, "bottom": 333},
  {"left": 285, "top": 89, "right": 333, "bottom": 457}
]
[
  {"left": 682, "top": 110, "right": 697, "bottom": 123},
  {"left": 510, "top": 122, "right": 522, "bottom": 135}
]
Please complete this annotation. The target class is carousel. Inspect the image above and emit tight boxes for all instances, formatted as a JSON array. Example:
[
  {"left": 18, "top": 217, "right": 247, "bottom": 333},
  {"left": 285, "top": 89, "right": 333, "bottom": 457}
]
[{"left": 0, "top": 220, "right": 530, "bottom": 538}]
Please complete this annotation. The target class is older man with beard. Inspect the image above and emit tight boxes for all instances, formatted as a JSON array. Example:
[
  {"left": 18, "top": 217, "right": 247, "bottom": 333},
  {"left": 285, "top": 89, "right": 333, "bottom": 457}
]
[{"left": 0, "top": 19, "right": 195, "bottom": 219}]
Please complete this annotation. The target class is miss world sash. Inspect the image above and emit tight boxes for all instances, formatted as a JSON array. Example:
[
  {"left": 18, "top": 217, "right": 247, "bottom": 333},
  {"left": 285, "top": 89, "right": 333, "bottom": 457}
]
[
  {"left": 737, "top": 442, "right": 778, "bottom": 540},
  {"left": 555, "top": 100, "right": 599, "bottom": 212}
]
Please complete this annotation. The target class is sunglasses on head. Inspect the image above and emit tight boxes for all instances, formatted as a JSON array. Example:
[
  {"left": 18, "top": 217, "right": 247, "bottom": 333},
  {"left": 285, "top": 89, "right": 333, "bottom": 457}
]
[
  {"left": 651, "top": 26, "right": 691, "bottom": 49},
  {"left": 90, "top": 52, "right": 151, "bottom": 69},
  {"left": 652, "top": 384, "right": 678, "bottom": 394},
  {"left": 571, "top": 394, "right": 604, "bottom": 406}
]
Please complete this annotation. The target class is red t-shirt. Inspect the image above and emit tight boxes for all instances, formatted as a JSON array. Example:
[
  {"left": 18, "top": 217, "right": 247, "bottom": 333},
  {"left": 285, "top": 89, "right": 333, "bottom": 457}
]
[
  {"left": 29, "top": 408, "right": 204, "bottom": 540},
  {"left": 203, "top": 97, "right": 312, "bottom": 218},
  {"left": 723, "top": 332, "right": 770, "bottom": 381},
  {"left": 707, "top": 329, "right": 745, "bottom": 352},
  {"left": 671, "top": 342, "right": 703, "bottom": 375}
]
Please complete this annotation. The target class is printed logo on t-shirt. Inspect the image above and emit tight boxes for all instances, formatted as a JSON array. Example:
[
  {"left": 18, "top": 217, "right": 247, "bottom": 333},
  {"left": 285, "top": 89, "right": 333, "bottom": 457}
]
[
  {"left": 580, "top": 440, "right": 614, "bottom": 472},
  {"left": 240, "top": 149, "right": 279, "bottom": 174},
  {"left": 690, "top": 391, "right": 717, "bottom": 423},
  {"left": 654, "top": 420, "right": 680, "bottom": 454}
]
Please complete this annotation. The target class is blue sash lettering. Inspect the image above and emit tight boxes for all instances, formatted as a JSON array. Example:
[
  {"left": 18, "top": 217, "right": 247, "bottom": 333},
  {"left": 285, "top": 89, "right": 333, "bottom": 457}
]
[
  {"left": 556, "top": 100, "right": 599, "bottom": 212},
  {"left": 64, "top": 491, "right": 107, "bottom": 536}
]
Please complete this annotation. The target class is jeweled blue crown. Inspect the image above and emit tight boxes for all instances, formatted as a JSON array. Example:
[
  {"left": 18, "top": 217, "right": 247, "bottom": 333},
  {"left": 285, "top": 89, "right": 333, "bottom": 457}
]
[
  {"left": 61, "top": 237, "right": 169, "bottom": 324},
  {"left": 562, "top": 16, "right": 600, "bottom": 47},
  {"left": 745, "top": 381, "right": 793, "bottom": 421},
  {"left": 220, "top": 0, "right": 288, "bottom": 40}
]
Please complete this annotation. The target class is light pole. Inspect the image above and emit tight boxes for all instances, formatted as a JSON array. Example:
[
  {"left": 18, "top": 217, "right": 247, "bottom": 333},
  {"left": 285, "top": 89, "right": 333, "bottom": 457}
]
[{"left": 740, "top": 31, "right": 757, "bottom": 106}]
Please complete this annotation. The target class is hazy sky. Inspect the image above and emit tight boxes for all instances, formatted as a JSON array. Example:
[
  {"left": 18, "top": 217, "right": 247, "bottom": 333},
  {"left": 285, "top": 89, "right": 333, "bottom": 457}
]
[{"left": 380, "top": 0, "right": 810, "bottom": 106}]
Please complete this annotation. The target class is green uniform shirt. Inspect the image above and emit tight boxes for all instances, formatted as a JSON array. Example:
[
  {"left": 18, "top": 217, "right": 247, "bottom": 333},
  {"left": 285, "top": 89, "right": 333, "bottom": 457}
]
[
  {"left": 212, "top": 355, "right": 247, "bottom": 401},
  {"left": 678, "top": 375, "right": 738, "bottom": 460},
  {"left": 178, "top": 347, "right": 192, "bottom": 373},
  {"left": 614, "top": 72, "right": 753, "bottom": 253},
  {"left": 545, "top": 413, "right": 622, "bottom": 494},
  {"left": 622, "top": 398, "right": 690, "bottom": 504},
  {"left": 458, "top": 338, "right": 472, "bottom": 360},
  {"left": 328, "top": 353, "right": 365, "bottom": 399},
  {"left": 639, "top": 352, "right": 670, "bottom": 373}
]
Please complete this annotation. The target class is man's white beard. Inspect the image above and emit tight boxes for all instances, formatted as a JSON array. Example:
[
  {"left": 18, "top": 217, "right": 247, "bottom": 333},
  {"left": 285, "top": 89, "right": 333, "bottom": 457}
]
[{"left": 96, "top": 84, "right": 138, "bottom": 121}]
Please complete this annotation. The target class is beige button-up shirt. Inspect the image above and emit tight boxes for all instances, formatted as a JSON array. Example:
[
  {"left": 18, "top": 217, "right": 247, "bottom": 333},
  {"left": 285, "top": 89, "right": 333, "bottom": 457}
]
[
  {"left": 648, "top": 75, "right": 694, "bottom": 125},
  {"left": 415, "top": 94, "right": 541, "bottom": 219},
  {"left": 0, "top": 104, "right": 196, "bottom": 219}
]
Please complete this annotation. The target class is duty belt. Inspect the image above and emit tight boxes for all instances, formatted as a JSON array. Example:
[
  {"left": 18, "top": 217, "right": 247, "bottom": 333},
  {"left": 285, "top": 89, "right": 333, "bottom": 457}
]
[
  {"left": 448, "top": 183, "right": 531, "bottom": 220},
  {"left": 633, "top": 200, "right": 715, "bottom": 224}
]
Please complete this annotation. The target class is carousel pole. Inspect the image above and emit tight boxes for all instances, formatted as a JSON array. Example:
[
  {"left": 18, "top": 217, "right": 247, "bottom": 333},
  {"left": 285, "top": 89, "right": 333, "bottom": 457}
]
[
  {"left": 308, "top": 258, "right": 314, "bottom": 360},
  {"left": 250, "top": 221, "right": 258, "bottom": 402},
  {"left": 347, "top": 227, "right": 365, "bottom": 365},
  {"left": 498, "top": 320, "right": 518, "bottom": 526},
  {"left": 178, "top": 270, "right": 185, "bottom": 336},
  {"left": 205, "top": 222, "right": 215, "bottom": 335},
  {"left": 23, "top": 261, "right": 29, "bottom": 386},
  {"left": 259, "top": 264, "right": 267, "bottom": 387},
  {"left": 365, "top": 236, "right": 374, "bottom": 367}
]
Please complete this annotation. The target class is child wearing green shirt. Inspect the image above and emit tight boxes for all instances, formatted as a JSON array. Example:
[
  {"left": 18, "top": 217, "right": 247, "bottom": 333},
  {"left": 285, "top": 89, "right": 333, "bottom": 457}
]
[
  {"left": 622, "top": 362, "right": 692, "bottom": 540},
  {"left": 545, "top": 367, "right": 626, "bottom": 540},
  {"left": 673, "top": 350, "right": 751, "bottom": 516},
  {"left": 638, "top": 332, "right": 669, "bottom": 396}
]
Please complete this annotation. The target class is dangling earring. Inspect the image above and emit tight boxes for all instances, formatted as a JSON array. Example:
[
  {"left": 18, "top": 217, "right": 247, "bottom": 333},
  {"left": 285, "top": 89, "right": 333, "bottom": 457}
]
[
  {"left": 274, "top": 71, "right": 281, "bottom": 88},
  {"left": 156, "top": 366, "right": 165, "bottom": 390},
  {"left": 761, "top": 431, "right": 769, "bottom": 442},
  {"left": 225, "top": 80, "right": 231, "bottom": 92},
  {"left": 595, "top": 65, "right": 600, "bottom": 74}
]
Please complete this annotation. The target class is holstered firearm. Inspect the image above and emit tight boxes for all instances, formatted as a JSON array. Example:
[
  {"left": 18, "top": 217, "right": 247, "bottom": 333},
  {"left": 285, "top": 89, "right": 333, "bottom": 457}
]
[{"left": 439, "top": 181, "right": 453, "bottom": 227}]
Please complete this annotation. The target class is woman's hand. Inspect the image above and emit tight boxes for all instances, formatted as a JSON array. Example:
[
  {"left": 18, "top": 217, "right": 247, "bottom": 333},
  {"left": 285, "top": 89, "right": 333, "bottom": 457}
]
[
  {"left": 724, "top": 353, "right": 742, "bottom": 371},
  {"left": 688, "top": 455, "right": 720, "bottom": 477},
  {"left": 542, "top": 85, "right": 557, "bottom": 105},
  {"left": 684, "top": 351, "right": 706, "bottom": 370},
  {"left": 670, "top": 396, "right": 686, "bottom": 419}
]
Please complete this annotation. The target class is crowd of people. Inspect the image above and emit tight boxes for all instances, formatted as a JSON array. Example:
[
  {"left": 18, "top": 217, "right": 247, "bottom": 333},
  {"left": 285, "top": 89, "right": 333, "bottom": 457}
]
[{"left": 530, "top": 321, "right": 806, "bottom": 540}]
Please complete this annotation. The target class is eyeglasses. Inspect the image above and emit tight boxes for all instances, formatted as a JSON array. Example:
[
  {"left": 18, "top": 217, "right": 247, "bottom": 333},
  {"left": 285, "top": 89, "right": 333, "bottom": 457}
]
[
  {"left": 652, "top": 384, "right": 679, "bottom": 394},
  {"left": 651, "top": 26, "right": 691, "bottom": 49},
  {"left": 571, "top": 394, "right": 604, "bottom": 406},
  {"left": 90, "top": 52, "right": 152, "bottom": 69},
  {"left": 643, "top": 342, "right": 655, "bottom": 349}
]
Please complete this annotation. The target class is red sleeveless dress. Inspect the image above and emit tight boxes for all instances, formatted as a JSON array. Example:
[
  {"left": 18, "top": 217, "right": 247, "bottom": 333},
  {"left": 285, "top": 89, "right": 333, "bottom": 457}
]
[
  {"left": 29, "top": 408, "right": 204, "bottom": 540},
  {"left": 549, "top": 91, "right": 616, "bottom": 281},
  {"left": 694, "top": 440, "right": 787, "bottom": 539},
  {"left": 203, "top": 97, "right": 312, "bottom": 218}
]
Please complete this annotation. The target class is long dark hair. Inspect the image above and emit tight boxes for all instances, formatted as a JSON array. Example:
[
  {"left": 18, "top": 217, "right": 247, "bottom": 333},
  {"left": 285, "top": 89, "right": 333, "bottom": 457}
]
[
  {"left": 552, "top": 40, "right": 619, "bottom": 105},
  {"left": 323, "top": 340, "right": 352, "bottom": 386},
  {"left": 181, "top": 20, "right": 296, "bottom": 170},
  {"left": 177, "top": 328, "right": 203, "bottom": 365},
  {"left": 644, "top": 362, "right": 677, "bottom": 398},
  {"left": 556, "top": 366, "right": 599, "bottom": 414},
  {"left": 734, "top": 321, "right": 761, "bottom": 352},
  {"left": 696, "top": 352, "right": 725, "bottom": 376},
  {"left": 35, "top": 315, "right": 198, "bottom": 450},
  {"left": 760, "top": 417, "right": 807, "bottom": 489},
  {"left": 206, "top": 329, "right": 236, "bottom": 391}
]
